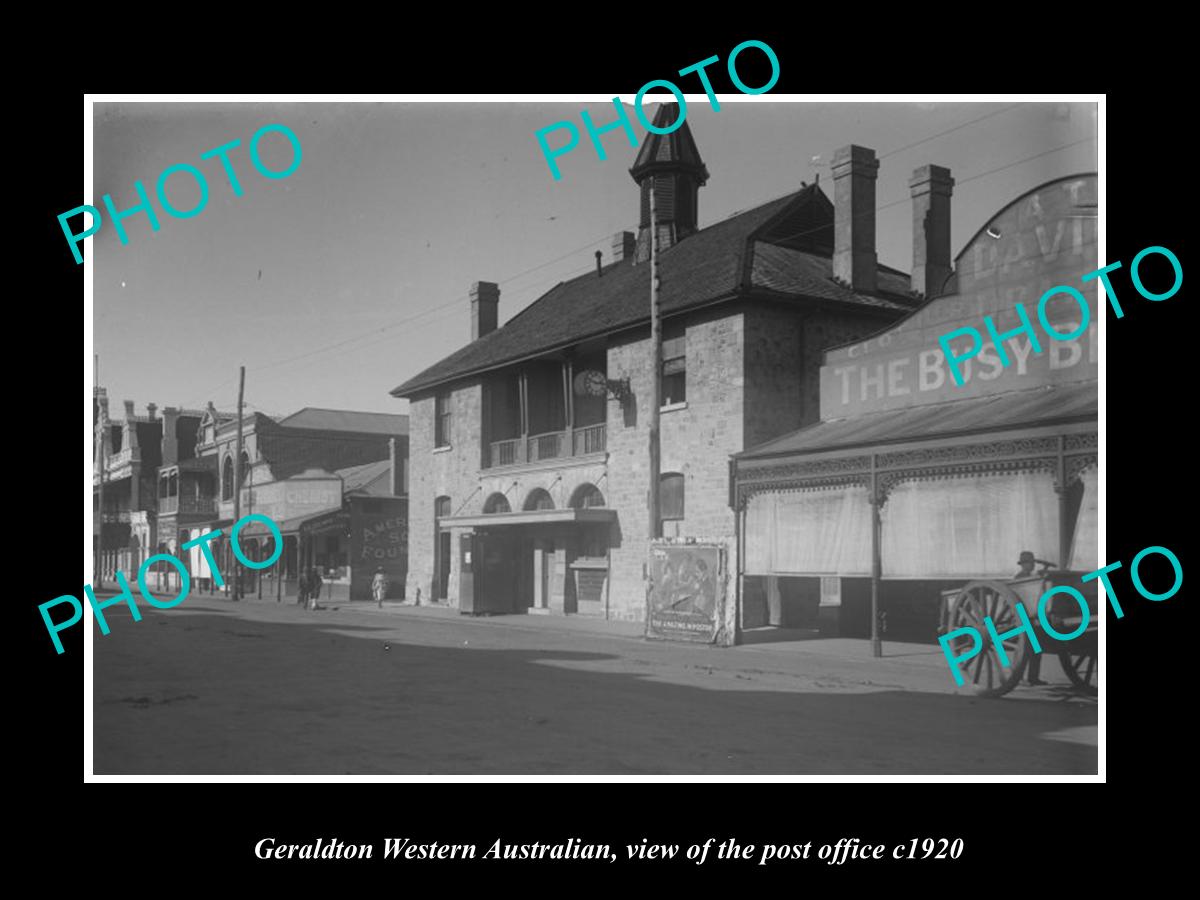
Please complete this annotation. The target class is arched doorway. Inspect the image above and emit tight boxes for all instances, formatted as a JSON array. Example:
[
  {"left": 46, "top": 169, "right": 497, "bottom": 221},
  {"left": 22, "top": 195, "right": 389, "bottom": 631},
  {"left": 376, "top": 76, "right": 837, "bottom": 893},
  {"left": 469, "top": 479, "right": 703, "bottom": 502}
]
[{"left": 434, "top": 496, "right": 452, "bottom": 601}]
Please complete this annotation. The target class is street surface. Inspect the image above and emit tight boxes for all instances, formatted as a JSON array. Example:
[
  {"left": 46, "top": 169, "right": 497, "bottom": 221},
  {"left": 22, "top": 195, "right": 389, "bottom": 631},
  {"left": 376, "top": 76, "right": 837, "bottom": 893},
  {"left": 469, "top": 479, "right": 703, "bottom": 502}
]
[{"left": 91, "top": 595, "right": 1097, "bottom": 775}]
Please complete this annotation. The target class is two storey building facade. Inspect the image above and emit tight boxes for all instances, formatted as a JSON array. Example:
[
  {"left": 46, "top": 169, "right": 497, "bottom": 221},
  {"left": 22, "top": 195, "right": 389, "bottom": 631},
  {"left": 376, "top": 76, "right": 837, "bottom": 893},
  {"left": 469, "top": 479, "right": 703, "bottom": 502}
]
[{"left": 394, "top": 109, "right": 942, "bottom": 623}]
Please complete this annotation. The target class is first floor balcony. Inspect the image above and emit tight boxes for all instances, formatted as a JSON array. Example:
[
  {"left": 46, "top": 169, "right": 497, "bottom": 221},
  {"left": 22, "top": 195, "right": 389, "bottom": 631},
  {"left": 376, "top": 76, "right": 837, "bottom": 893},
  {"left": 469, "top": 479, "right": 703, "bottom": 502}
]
[
  {"left": 487, "top": 423, "right": 606, "bottom": 469},
  {"left": 158, "top": 496, "right": 218, "bottom": 517}
]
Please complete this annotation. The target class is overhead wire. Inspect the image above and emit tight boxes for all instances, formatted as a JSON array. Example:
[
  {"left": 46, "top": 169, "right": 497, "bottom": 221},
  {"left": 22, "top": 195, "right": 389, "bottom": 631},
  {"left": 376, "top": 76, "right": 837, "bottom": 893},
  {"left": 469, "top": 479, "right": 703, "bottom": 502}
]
[{"left": 174, "top": 105, "right": 1092, "bottom": 409}]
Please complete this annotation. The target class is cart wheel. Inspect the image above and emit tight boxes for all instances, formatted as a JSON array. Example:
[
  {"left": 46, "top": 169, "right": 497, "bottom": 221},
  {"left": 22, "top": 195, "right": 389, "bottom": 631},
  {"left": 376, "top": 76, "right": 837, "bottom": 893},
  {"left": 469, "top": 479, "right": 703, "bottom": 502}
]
[
  {"left": 949, "top": 581, "right": 1028, "bottom": 697},
  {"left": 1059, "top": 652, "right": 1098, "bottom": 691}
]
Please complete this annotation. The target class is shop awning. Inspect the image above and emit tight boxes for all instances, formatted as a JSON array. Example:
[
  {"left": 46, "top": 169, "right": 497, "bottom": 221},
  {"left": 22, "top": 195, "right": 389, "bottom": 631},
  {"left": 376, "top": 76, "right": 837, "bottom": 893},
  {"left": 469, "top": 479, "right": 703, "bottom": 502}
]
[
  {"left": 441, "top": 508, "right": 617, "bottom": 528},
  {"left": 238, "top": 507, "right": 342, "bottom": 537},
  {"left": 737, "top": 382, "right": 1096, "bottom": 461}
]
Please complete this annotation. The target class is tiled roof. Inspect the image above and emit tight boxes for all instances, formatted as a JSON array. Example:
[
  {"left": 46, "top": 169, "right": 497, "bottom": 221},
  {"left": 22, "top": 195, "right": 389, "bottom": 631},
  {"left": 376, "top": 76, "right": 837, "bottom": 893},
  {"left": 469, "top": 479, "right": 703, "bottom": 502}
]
[
  {"left": 277, "top": 408, "right": 409, "bottom": 435},
  {"left": 392, "top": 185, "right": 912, "bottom": 397},
  {"left": 750, "top": 243, "right": 913, "bottom": 310}
]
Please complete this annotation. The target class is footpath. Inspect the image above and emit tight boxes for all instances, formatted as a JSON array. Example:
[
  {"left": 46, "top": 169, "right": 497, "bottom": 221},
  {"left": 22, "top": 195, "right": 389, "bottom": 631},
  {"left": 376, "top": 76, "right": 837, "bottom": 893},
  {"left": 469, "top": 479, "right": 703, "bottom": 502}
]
[{"left": 127, "top": 589, "right": 1096, "bottom": 704}]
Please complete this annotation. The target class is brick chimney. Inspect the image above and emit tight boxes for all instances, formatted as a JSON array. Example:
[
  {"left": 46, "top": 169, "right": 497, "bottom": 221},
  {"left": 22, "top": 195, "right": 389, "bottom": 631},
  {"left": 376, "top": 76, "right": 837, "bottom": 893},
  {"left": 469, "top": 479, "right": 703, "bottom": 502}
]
[
  {"left": 124, "top": 399, "right": 136, "bottom": 419},
  {"left": 832, "top": 145, "right": 880, "bottom": 293},
  {"left": 611, "top": 231, "right": 636, "bottom": 263},
  {"left": 470, "top": 281, "right": 500, "bottom": 340},
  {"left": 146, "top": 402, "right": 157, "bottom": 420},
  {"left": 909, "top": 164, "right": 955, "bottom": 299},
  {"left": 162, "top": 406, "right": 180, "bottom": 466}
]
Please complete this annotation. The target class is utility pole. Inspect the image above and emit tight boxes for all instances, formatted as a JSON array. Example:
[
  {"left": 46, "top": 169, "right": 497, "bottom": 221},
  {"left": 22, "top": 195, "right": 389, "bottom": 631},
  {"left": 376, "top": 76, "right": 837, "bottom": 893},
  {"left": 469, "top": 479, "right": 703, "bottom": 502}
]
[
  {"left": 233, "top": 365, "right": 245, "bottom": 601},
  {"left": 94, "top": 354, "right": 106, "bottom": 586},
  {"left": 648, "top": 182, "right": 661, "bottom": 540}
]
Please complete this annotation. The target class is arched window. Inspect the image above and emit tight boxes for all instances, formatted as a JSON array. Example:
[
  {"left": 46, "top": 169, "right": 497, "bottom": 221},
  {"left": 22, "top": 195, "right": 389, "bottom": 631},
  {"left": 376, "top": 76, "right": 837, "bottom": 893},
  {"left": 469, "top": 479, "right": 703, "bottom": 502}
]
[
  {"left": 483, "top": 493, "right": 512, "bottom": 514},
  {"left": 239, "top": 450, "right": 251, "bottom": 486},
  {"left": 659, "top": 472, "right": 685, "bottom": 521},
  {"left": 569, "top": 483, "right": 606, "bottom": 509},
  {"left": 221, "top": 455, "right": 234, "bottom": 500},
  {"left": 523, "top": 488, "right": 554, "bottom": 511}
]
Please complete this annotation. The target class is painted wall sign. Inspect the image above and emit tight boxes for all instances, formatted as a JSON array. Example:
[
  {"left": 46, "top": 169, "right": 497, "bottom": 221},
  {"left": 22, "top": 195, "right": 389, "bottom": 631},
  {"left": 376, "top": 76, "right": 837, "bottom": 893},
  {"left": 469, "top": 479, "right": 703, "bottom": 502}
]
[
  {"left": 820, "top": 175, "right": 1098, "bottom": 417},
  {"left": 241, "top": 478, "right": 342, "bottom": 523}
]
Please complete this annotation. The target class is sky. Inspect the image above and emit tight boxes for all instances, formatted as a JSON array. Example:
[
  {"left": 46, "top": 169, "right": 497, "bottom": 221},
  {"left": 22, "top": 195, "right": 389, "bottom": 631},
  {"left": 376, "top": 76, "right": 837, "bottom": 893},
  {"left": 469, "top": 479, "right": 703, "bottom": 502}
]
[{"left": 92, "top": 99, "right": 1097, "bottom": 421}]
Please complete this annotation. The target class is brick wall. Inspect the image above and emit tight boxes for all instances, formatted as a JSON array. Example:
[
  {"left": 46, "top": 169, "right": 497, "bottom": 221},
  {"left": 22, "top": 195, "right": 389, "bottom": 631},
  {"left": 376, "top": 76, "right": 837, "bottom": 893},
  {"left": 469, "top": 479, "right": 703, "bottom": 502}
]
[
  {"left": 606, "top": 308, "right": 746, "bottom": 621},
  {"left": 743, "top": 304, "right": 895, "bottom": 448},
  {"left": 403, "top": 301, "right": 898, "bottom": 623},
  {"left": 405, "top": 384, "right": 483, "bottom": 604}
]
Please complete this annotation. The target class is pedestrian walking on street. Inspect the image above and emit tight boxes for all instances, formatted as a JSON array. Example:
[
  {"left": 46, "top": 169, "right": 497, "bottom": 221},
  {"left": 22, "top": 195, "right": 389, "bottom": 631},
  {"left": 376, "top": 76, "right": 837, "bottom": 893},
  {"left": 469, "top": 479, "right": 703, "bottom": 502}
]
[
  {"left": 298, "top": 570, "right": 309, "bottom": 608},
  {"left": 308, "top": 568, "right": 323, "bottom": 611},
  {"left": 372, "top": 567, "right": 389, "bottom": 608}
]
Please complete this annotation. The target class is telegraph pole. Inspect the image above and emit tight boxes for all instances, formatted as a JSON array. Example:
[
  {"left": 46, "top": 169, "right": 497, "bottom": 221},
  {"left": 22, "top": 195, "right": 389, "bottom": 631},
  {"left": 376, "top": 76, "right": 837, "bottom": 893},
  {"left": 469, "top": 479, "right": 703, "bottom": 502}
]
[
  {"left": 233, "top": 365, "right": 245, "bottom": 601},
  {"left": 648, "top": 182, "right": 662, "bottom": 539},
  {"left": 94, "top": 354, "right": 106, "bottom": 586}
]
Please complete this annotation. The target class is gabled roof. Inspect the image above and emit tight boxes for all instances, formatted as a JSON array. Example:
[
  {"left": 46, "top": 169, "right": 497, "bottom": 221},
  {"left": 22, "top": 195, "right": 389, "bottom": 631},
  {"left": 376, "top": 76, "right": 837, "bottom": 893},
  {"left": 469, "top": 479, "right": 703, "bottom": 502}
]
[
  {"left": 392, "top": 185, "right": 912, "bottom": 397},
  {"left": 277, "top": 407, "right": 409, "bottom": 436}
]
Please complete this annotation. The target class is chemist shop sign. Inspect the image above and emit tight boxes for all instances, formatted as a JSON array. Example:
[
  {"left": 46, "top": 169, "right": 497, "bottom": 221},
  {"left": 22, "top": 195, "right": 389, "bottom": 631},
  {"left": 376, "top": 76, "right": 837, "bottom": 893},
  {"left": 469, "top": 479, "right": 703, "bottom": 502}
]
[
  {"left": 821, "top": 174, "right": 1098, "bottom": 417},
  {"left": 242, "top": 477, "right": 342, "bottom": 523}
]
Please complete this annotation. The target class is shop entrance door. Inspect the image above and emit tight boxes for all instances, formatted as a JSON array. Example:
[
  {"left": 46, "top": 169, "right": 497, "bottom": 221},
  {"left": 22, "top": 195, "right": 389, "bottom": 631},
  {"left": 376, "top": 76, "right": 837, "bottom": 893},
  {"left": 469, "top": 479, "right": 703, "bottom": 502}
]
[{"left": 436, "top": 530, "right": 451, "bottom": 600}]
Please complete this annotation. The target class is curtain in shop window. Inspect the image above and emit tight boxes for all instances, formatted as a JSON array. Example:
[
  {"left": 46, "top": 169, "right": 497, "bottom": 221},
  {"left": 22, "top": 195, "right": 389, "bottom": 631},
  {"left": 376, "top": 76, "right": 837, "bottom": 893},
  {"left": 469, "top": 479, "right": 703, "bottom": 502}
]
[
  {"left": 1068, "top": 464, "right": 1099, "bottom": 573},
  {"left": 880, "top": 470, "right": 1059, "bottom": 578},
  {"left": 188, "top": 528, "right": 212, "bottom": 580},
  {"left": 744, "top": 485, "right": 872, "bottom": 576}
]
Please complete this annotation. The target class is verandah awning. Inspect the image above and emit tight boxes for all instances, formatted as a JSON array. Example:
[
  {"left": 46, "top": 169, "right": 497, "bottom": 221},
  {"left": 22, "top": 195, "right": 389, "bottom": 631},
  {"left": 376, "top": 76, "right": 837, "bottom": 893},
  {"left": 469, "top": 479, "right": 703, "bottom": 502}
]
[{"left": 441, "top": 508, "right": 617, "bottom": 528}]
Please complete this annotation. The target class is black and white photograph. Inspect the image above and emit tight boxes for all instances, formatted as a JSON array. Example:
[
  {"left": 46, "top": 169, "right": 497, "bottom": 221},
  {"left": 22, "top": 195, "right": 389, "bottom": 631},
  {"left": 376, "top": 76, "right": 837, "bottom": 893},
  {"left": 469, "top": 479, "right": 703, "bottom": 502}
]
[{"left": 80, "top": 95, "right": 1107, "bottom": 778}]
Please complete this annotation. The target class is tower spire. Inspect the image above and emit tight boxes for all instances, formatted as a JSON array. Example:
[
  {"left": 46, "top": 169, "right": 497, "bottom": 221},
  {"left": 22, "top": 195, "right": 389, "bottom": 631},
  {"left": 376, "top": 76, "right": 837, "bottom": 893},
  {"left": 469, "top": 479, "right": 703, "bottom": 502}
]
[{"left": 629, "top": 103, "right": 709, "bottom": 263}]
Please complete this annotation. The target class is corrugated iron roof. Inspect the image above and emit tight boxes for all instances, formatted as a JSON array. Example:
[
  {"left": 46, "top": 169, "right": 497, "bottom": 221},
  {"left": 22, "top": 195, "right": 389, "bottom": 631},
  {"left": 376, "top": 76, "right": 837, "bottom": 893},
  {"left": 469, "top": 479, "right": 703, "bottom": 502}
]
[
  {"left": 737, "top": 382, "right": 1098, "bottom": 460},
  {"left": 276, "top": 408, "right": 409, "bottom": 435},
  {"left": 335, "top": 458, "right": 393, "bottom": 495}
]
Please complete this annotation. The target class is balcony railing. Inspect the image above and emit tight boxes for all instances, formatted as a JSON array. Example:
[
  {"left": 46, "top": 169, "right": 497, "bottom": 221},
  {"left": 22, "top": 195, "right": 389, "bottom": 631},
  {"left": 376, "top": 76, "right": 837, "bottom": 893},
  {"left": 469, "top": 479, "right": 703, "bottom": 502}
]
[
  {"left": 159, "top": 496, "right": 217, "bottom": 516},
  {"left": 486, "top": 424, "right": 606, "bottom": 469},
  {"left": 572, "top": 423, "right": 607, "bottom": 456}
]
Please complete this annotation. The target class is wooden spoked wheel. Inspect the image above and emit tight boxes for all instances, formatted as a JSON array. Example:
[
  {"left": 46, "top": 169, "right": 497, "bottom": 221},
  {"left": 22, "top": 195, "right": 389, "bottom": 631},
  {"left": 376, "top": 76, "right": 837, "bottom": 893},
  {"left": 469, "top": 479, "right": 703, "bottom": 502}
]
[
  {"left": 949, "top": 581, "right": 1028, "bottom": 697},
  {"left": 1059, "top": 652, "right": 1098, "bottom": 691}
]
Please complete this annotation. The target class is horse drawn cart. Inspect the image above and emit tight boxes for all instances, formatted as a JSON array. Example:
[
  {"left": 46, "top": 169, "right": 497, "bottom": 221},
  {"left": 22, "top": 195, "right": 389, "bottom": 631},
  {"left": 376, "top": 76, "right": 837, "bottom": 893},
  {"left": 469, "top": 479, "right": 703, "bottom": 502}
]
[{"left": 939, "top": 566, "right": 1098, "bottom": 697}]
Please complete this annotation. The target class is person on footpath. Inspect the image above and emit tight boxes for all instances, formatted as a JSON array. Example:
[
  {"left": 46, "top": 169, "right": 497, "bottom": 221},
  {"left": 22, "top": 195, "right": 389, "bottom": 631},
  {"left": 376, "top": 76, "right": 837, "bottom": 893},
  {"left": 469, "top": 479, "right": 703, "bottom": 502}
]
[
  {"left": 307, "top": 567, "right": 323, "bottom": 611},
  {"left": 372, "top": 567, "right": 389, "bottom": 608},
  {"left": 297, "top": 569, "right": 309, "bottom": 609}
]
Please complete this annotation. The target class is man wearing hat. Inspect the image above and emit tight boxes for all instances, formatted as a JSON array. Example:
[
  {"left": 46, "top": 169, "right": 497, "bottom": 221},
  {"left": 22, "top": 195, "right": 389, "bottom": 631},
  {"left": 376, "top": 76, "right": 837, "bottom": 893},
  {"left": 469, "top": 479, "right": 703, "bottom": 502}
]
[
  {"left": 371, "top": 566, "right": 390, "bottom": 609},
  {"left": 1015, "top": 551, "right": 1047, "bottom": 685}
]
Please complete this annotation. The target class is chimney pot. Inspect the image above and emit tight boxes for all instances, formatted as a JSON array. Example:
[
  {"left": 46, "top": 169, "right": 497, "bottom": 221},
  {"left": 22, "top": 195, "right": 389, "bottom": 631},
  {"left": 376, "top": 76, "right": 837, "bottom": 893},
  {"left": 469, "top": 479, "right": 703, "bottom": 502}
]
[
  {"left": 611, "top": 231, "right": 636, "bottom": 263},
  {"left": 909, "top": 164, "right": 955, "bottom": 299},
  {"left": 161, "top": 406, "right": 180, "bottom": 465},
  {"left": 832, "top": 144, "right": 880, "bottom": 294},
  {"left": 469, "top": 281, "right": 500, "bottom": 341},
  {"left": 123, "top": 400, "right": 135, "bottom": 419},
  {"left": 146, "top": 402, "right": 157, "bottom": 420}
]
